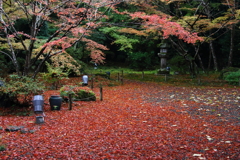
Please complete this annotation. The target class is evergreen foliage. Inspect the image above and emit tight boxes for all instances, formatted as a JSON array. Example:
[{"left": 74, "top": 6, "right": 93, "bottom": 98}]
[
  {"left": 37, "top": 21, "right": 49, "bottom": 38},
  {"left": 224, "top": 70, "right": 240, "bottom": 85},
  {"left": 14, "top": 19, "right": 30, "bottom": 35},
  {"left": 127, "top": 51, "right": 157, "bottom": 70},
  {"left": 168, "top": 55, "right": 189, "bottom": 74},
  {"left": 220, "top": 67, "right": 240, "bottom": 85}
]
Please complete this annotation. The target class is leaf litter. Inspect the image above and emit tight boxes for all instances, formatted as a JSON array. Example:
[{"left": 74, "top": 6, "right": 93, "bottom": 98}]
[{"left": 0, "top": 79, "right": 239, "bottom": 159}]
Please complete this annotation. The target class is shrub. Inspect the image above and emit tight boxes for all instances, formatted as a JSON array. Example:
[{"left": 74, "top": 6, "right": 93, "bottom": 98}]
[
  {"left": 0, "top": 145, "right": 6, "bottom": 151},
  {"left": 0, "top": 134, "right": 6, "bottom": 152},
  {"left": 219, "top": 67, "right": 239, "bottom": 79},
  {"left": 60, "top": 85, "right": 96, "bottom": 101},
  {"left": 168, "top": 55, "right": 189, "bottom": 74},
  {"left": 0, "top": 60, "right": 9, "bottom": 78},
  {"left": 224, "top": 70, "right": 240, "bottom": 85},
  {"left": 0, "top": 75, "right": 45, "bottom": 108}
]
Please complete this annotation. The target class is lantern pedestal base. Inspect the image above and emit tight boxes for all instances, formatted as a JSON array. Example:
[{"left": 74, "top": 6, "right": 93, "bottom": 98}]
[{"left": 36, "top": 116, "right": 44, "bottom": 124}]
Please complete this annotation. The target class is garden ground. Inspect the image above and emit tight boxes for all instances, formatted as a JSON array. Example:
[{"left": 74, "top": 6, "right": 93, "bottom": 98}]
[{"left": 0, "top": 77, "right": 239, "bottom": 159}]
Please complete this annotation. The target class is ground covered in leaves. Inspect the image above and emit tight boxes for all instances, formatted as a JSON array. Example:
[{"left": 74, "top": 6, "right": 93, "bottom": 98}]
[{"left": 0, "top": 78, "right": 239, "bottom": 159}]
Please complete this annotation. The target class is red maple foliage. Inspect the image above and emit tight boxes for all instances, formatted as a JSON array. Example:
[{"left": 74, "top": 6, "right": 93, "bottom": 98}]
[
  {"left": 130, "top": 12, "right": 204, "bottom": 44},
  {"left": 0, "top": 78, "right": 239, "bottom": 159}
]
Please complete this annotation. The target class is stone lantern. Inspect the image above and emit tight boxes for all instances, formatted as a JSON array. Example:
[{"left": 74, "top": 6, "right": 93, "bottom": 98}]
[{"left": 157, "top": 40, "right": 170, "bottom": 74}]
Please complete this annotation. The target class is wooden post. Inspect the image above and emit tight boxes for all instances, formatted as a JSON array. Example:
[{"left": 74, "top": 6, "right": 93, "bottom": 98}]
[
  {"left": 91, "top": 77, "right": 94, "bottom": 89},
  {"left": 198, "top": 78, "right": 201, "bottom": 85},
  {"left": 142, "top": 71, "right": 144, "bottom": 79},
  {"left": 239, "top": 77, "right": 240, "bottom": 86},
  {"left": 68, "top": 94, "right": 73, "bottom": 110},
  {"left": 100, "top": 84, "right": 103, "bottom": 101},
  {"left": 121, "top": 70, "right": 124, "bottom": 85},
  {"left": 165, "top": 74, "right": 167, "bottom": 82},
  {"left": 117, "top": 73, "right": 120, "bottom": 81},
  {"left": 121, "top": 77, "right": 123, "bottom": 85}
]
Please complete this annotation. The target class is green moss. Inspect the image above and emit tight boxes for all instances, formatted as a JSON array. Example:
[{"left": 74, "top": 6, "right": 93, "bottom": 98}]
[
  {"left": 60, "top": 85, "right": 96, "bottom": 101},
  {"left": 75, "top": 89, "right": 96, "bottom": 101}
]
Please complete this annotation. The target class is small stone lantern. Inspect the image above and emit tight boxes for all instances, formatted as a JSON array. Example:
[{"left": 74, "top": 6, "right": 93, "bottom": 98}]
[
  {"left": 157, "top": 40, "right": 170, "bottom": 74},
  {"left": 33, "top": 95, "right": 45, "bottom": 124}
]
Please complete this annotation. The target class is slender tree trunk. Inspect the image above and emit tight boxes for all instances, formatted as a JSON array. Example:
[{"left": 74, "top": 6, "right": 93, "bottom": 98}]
[
  {"left": 209, "top": 41, "right": 218, "bottom": 71},
  {"left": 228, "top": 24, "right": 235, "bottom": 67},
  {"left": 0, "top": 0, "right": 20, "bottom": 75},
  {"left": 194, "top": 45, "right": 205, "bottom": 73},
  {"left": 202, "top": 0, "right": 218, "bottom": 71},
  {"left": 208, "top": 50, "right": 211, "bottom": 70},
  {"left": 188, "top": 60, "right": 196, "bottom": 78},
  {"left": 197, "top": 54, "right": 205, "bottom": 73},
  {"left": 5, "top": 29, "right": 20, "bottom": 75}
]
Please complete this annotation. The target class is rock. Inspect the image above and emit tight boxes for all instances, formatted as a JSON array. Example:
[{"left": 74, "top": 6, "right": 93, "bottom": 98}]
[
  {"left": 29, "top": 130, "right": 36, "bottom": 134},
  {"left": 20, "top": 128, "right": 29, "bottom": 134},
  {"left": 36, "top": 116, "right": 44, "bottom": 124},
  {"left": 5, "top": 126, "right": 24, "bottom": 132}
]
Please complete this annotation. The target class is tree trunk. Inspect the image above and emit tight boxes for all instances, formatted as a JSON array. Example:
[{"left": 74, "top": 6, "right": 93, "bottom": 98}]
[
  {"left": 208, "top": 50, "right": 211, "bottom": 70},
  {"left": 209, "top": 41, "right": 218, "bottom": 71},
  {"left": 188, "top": 60, "right": 197, "bottom": 78},
  {"left": 228, "top": 24, "right": 235, "bottom": 67},
  {"left": 0, "top": 0, "right": 20, "bottom": 75},
  {"left": 23, "top": 15, "right": 41, "bottom": 76},
  {"left": 197, "top": 54, "right": 205, "bottom": 73},
  {"left": 194, "top": 45, "right": 205, "bottom": 73},
  {"left": 6, "top": 30, "right": 20, "bottom": 75}
]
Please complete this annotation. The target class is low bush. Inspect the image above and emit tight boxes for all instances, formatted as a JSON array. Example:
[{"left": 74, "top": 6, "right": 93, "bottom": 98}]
[
  {"left": 219, "top": 67, "right": 239, "bottom": 79},
  {"left": 224, "top": 70, "right": 240, "bottom": 85},
  {"left": 60, "top": 85, "right": 96, "bottom": 101},
  {"left": 0, "top": 145, "right": 6, "bottom": 151},
  {"left": 0, "top": 75, "right": 45, "bottom": 108}
]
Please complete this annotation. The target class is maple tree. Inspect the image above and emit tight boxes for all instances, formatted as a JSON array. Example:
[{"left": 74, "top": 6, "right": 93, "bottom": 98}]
[{"left": 0, "top": 0, "right": 126, "bottom": 78}]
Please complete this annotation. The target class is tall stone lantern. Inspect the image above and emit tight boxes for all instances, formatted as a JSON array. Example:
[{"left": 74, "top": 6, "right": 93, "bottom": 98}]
[{"left": 157, "top": 40, "right": 170, "bottom": 74}]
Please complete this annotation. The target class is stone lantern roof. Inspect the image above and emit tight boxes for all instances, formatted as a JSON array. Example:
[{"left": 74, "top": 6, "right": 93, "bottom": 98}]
[{"left": 159, "top": 42, "right": 169, "bottom": 49}]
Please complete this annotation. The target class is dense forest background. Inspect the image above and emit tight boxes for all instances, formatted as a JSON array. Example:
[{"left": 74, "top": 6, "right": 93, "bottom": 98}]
[{"left": 0, "top": 0, "right": 239, "bottom": 77}]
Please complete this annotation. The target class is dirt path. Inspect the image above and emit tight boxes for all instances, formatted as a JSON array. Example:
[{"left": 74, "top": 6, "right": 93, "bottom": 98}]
[{"left": 123, "top": 80, "right": 240, "bottom": 126}]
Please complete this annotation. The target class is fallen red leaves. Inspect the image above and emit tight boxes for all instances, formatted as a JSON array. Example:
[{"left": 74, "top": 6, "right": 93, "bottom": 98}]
[{"left": 0, "top": 79, "right": 239, "bottom": 159}]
